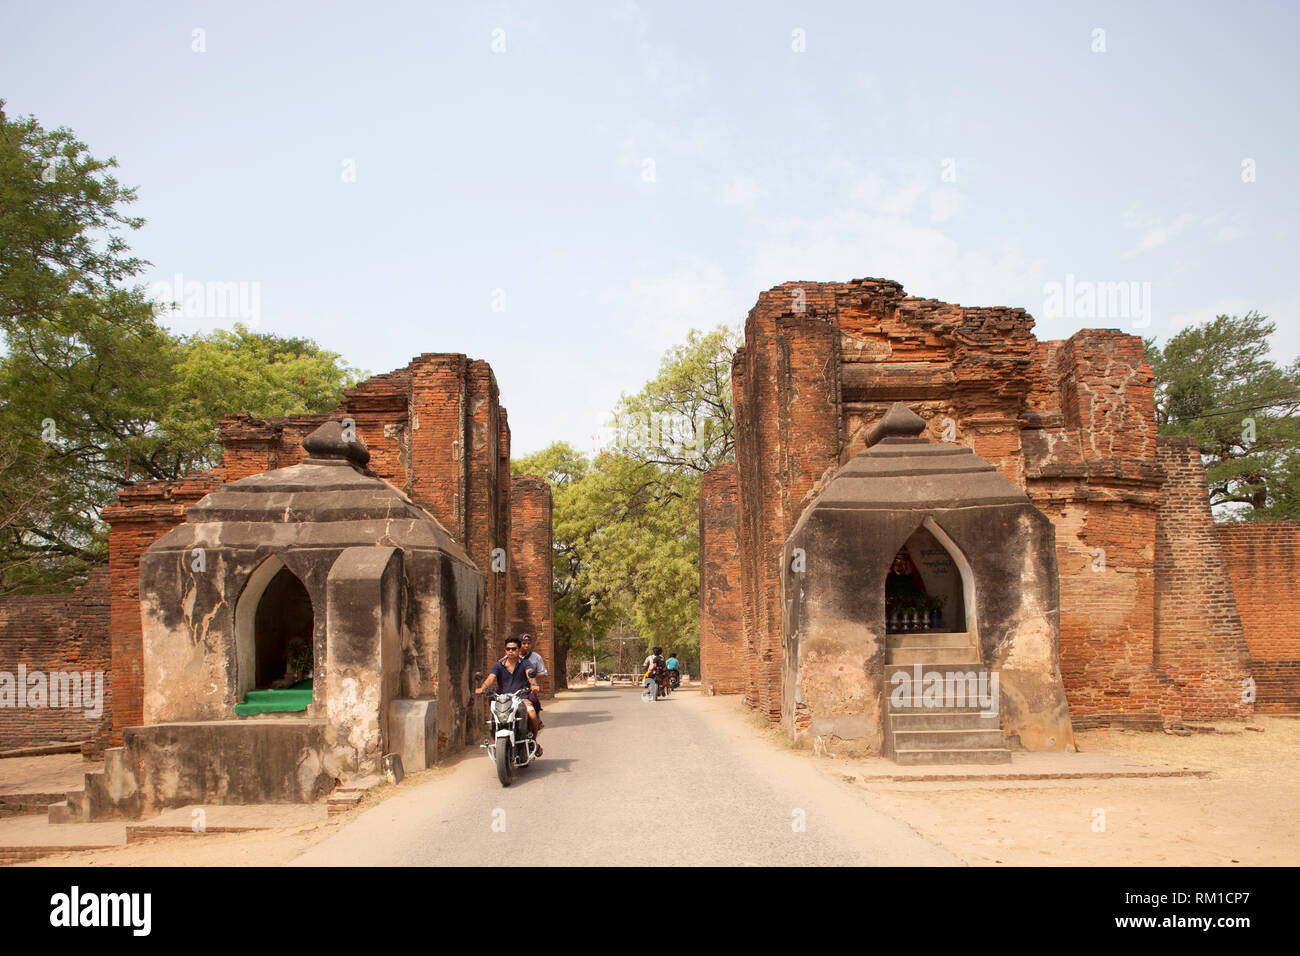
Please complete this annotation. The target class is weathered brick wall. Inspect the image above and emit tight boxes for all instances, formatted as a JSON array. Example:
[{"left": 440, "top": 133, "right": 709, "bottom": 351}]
[
  {"left": 731, "top": 288, "right": 842, "bottom": 721},
  {"left": 44, "top": 351, "right": 537, "bottom": 754},
  {"left": 731, "top": 349, "right": 760, "bottom": 709},
  {"left": 699, "top": 464, "right": 744, "bottom": 695},
  {"left": 1153, "top": 437, "right": 1253, "bottom": 719},
  {"left": 0, "top": 570, "right": 111, "bottom": 750},
  {"left": 466, "top": 360, "right": 509, "bottom": 677},
  {"left": 1217, "top": 521, "right": 1300, "bottom": 712},
  {"left": 1023, "top": 330, "right": 1168, "bottom": 727},
  {"left": 708, "top": 277, "right": 1255, "bottom": 734},
  {"left": 510, "top": 476, "right": 555, "bottom": 695},
  {"left": 102, "top": 475, "right": 225, "bottom": 745},
  {"left": 1032, "top": 494, "right": 1167, "bottom": 726},
  {"left": 408, "top": 355, "right": 468, "bottom": 538}
]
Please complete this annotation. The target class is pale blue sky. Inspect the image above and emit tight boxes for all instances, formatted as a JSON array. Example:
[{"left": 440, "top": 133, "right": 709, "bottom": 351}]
[{"left": 3, "top": 1, "right": 1297, "bottom": 455}]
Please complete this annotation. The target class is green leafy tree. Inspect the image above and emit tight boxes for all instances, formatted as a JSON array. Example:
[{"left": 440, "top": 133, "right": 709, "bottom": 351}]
[
  {"left": 1148, "top": 311, "right": 1300, "bottom": 519},
  {"left": 583, "top": 326, "right": 740, "bottom": 671},
  {"left": 0, "top": 99, "right": 152, "bottom": 339},
  {"left": 167, "top": 324, "right": 363, "bottom": 471},
  {"left": 511, "top": 442, "right": 615, "bottom": 688},
  {"left": 608, "top": 326, "right": 739, "bottom": 473},
  {"left": 511, "top": 328, "right": 739, "bottom": 682},
  {"left": 0, "top": 105, "right": 361, "bottom": 592}
]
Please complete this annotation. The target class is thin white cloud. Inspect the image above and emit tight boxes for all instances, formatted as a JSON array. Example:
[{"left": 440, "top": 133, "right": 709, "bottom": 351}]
[
  {"left": 928, "top": 187, "right": 963, "bottom": 223},
  {"left": 1123, "top": 213, "right": 1197, "bottom": 258},
  {"left": 721, "top": 174, "right": 763, "bottom": 207},
  {"left": 614, "top": 260, "right": 745, "bottom": 350},
  {"left": 748, "top": 200, "right": 1039, "bottom": 309},
  {"left": 1161, "top": 293, "right": 1300, "bottom": 364}
]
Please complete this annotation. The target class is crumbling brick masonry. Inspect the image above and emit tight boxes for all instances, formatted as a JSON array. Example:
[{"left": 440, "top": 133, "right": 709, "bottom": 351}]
[{"left": 701, "top": 278, "right": 1281, "bottom": 736}]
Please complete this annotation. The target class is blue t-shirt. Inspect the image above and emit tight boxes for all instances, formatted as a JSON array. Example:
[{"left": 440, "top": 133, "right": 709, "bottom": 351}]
[
  {"left": 666, "top": 656, "right": 679, "bottom": 671},
  {"left": 489, "top": 659, "right": 534, "bottom": 695}
]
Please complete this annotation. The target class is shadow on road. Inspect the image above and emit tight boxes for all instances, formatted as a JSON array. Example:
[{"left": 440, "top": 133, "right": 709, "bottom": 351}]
[
  {"left": 525, "top": 758, "right": 579, "bottom": 779},
  {"left": 543, "top": 709, "right": 613, "bottom": 728}
]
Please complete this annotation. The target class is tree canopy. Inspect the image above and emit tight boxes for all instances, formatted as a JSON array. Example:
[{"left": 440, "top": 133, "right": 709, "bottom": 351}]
[
  {"left": 1148, "top": 311, "right": 1300, "bottom": 519},
  {"left": 513, "top": 326, "right": 738, "bottom": 684},
  {"left": 0, "top": 103, "right": 360, "bottom": 592}
]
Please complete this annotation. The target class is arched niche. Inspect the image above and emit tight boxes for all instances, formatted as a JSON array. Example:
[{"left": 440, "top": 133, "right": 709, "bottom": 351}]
[
  {"left": 883, "top": 517, "right": 976, "bottom": 637},
  {"left": 235, "top": 555, "right": 315, "bottom": 701}
]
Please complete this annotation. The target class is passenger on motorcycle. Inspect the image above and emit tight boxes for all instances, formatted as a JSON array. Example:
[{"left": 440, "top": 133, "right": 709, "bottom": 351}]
[
  {"left": 474, "top": 637, "right": 544, "bottom": 755},
  {"left": 504, "top": 633, "right": 547, "bottom": 730},
  {"left": 643, "top": 646, "right": 669, "bottom": 699}
]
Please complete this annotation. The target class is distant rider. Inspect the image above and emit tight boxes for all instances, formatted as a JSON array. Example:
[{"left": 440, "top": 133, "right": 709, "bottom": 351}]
[{"left": 666, "top": 651, "right": 680, "bottom": 689}]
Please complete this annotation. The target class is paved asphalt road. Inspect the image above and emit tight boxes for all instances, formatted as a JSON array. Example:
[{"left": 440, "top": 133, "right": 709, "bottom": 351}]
[{"left": 291, "top": 684, "right": 961, "bottom": 866}]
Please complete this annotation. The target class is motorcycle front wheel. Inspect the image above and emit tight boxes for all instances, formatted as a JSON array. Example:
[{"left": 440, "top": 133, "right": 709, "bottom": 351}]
[{"left": 495, "top": 737, "right": 514, "bottom": 786}]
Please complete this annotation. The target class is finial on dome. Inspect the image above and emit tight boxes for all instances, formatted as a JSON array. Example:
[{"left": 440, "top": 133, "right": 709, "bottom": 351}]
[
  {"left": 302, "top": 420, "right": 371, "bottom": 466},
  {"left": 865, "top": 403, "right": 927, "bottom": 446}
]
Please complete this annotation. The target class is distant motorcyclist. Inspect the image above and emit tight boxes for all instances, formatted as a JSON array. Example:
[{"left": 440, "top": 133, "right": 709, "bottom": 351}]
[
  {"left": 666, "top": 651, "right": 681, "bottom": 689},
  {"left": 642, "top": 645, "right": 669, "bottom": 700}
]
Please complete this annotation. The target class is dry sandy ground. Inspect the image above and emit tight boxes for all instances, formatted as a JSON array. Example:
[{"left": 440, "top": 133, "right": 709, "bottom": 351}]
[
  {"left": 14, "top": 695, "right": 1299, "bottom": 867},
  {"left": 845, "top": 717, "right": 1300, "bottom": 866}
]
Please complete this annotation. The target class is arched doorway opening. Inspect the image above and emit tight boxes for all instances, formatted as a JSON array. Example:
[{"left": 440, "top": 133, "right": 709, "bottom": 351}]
[
  {"left": 235, "top": 556, "right": 315, "bottom": 701},
  {"left": 884, "top": 520, "right": 972, "bottom": 635}
]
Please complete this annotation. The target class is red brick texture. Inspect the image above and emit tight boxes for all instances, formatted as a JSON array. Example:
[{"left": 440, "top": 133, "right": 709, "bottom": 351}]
[
  {"left": 1217, "top": 522, "right": 1300, "bottom": 712},
  {"left": 102, "top": 474, "right": 224, "bottom": 745},
  {"left": 699, "top": 464, "right": 744, "bottom": 695},
  {"left": 509, "top": 476, "right": 555, "bottom": 695},
  {"left": 1151, "top": 438, "right": 1253, "bottom": 720},
  {"left": 0, "top": 352, "right": 549, "bottom": 749},
  {"left": 731, "top": 290, "right": 842, "bottom": 720},
  {"left": 0, "top": 570, "right": 110, "bottom": 751},
  {"left": 704, "top": 277, "right": 1258, "bottom": 729}
]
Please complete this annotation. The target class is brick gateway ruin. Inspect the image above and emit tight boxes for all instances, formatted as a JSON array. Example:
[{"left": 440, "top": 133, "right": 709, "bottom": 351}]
[
  {"left": 3, "top": 276, "right": 1299, "bottom": 788},
  {"left": 0, "top": 353, "right": 553, "bottom": 818},
  {"left": 700, "top": 277, "right": 1299, "bottom": 754}
]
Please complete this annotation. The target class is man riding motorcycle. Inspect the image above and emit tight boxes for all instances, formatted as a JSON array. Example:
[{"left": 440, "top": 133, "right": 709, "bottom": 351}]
[
  {"left": 475, "top": 637, "right": 543, "bottom": 756},
  {"left": 498, "top": 633, "right": 547, "bottom": 735}
]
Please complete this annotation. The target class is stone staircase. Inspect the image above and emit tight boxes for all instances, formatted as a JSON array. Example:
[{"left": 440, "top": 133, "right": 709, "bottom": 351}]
[
  {"left": 48, "top": 745, "right": 128, "bottom": 823},
  {"left": 883, "top": 631, "right": 1011, "bottom": 765}
]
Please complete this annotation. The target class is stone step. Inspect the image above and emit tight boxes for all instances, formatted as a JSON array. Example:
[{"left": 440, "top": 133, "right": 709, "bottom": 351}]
[
  {"left": 885, "top": 662, "right": 988, "bottom": 677},
  {"left": 82, "top": 771, "right": 111, "bottom": 820},
  {"left": 104, "top": 747, "right": 126, "bottom": 779},
  {"left": 892, "top": 747, "right": 1013, "bottom": 766},
  {"left": 887, "top": 701, "right": 987, "bottom": 714},
  {"left": 890, "top": 711, "right": 1001, "bottom": 730},
  {"left": 886, "top": 632, "right": 972, "bottom": 649},
  {"left": 46, "top": 800, "right": 76, "bottom": 824},
  {"left": 52, "top": 788, "right": 90, "bottom": 824},
  {"left": 891, "top": 728, "right": 1008, "bottom": 750},
  {"left": 889, "top": 650, "right": 977, "bottom": 665}
]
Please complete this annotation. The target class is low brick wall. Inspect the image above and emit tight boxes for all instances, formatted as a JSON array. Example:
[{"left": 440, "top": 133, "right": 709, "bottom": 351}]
[
  {"left": 0, "top": 570, "right": 111, "bottom": 750},
  {"left": 1217, "top": 522, "right": 1300, "bottom": 712}
]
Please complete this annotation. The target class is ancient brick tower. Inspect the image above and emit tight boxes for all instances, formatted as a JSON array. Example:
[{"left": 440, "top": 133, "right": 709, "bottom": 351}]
[{"left": 699, "top": 278, "right": 1261, "bottom": 749}]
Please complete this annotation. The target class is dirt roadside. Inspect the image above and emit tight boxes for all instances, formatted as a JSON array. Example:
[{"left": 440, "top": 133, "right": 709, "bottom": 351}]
[{"left": 838, "top": 716, "right": 1300, "bottom": 866}]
